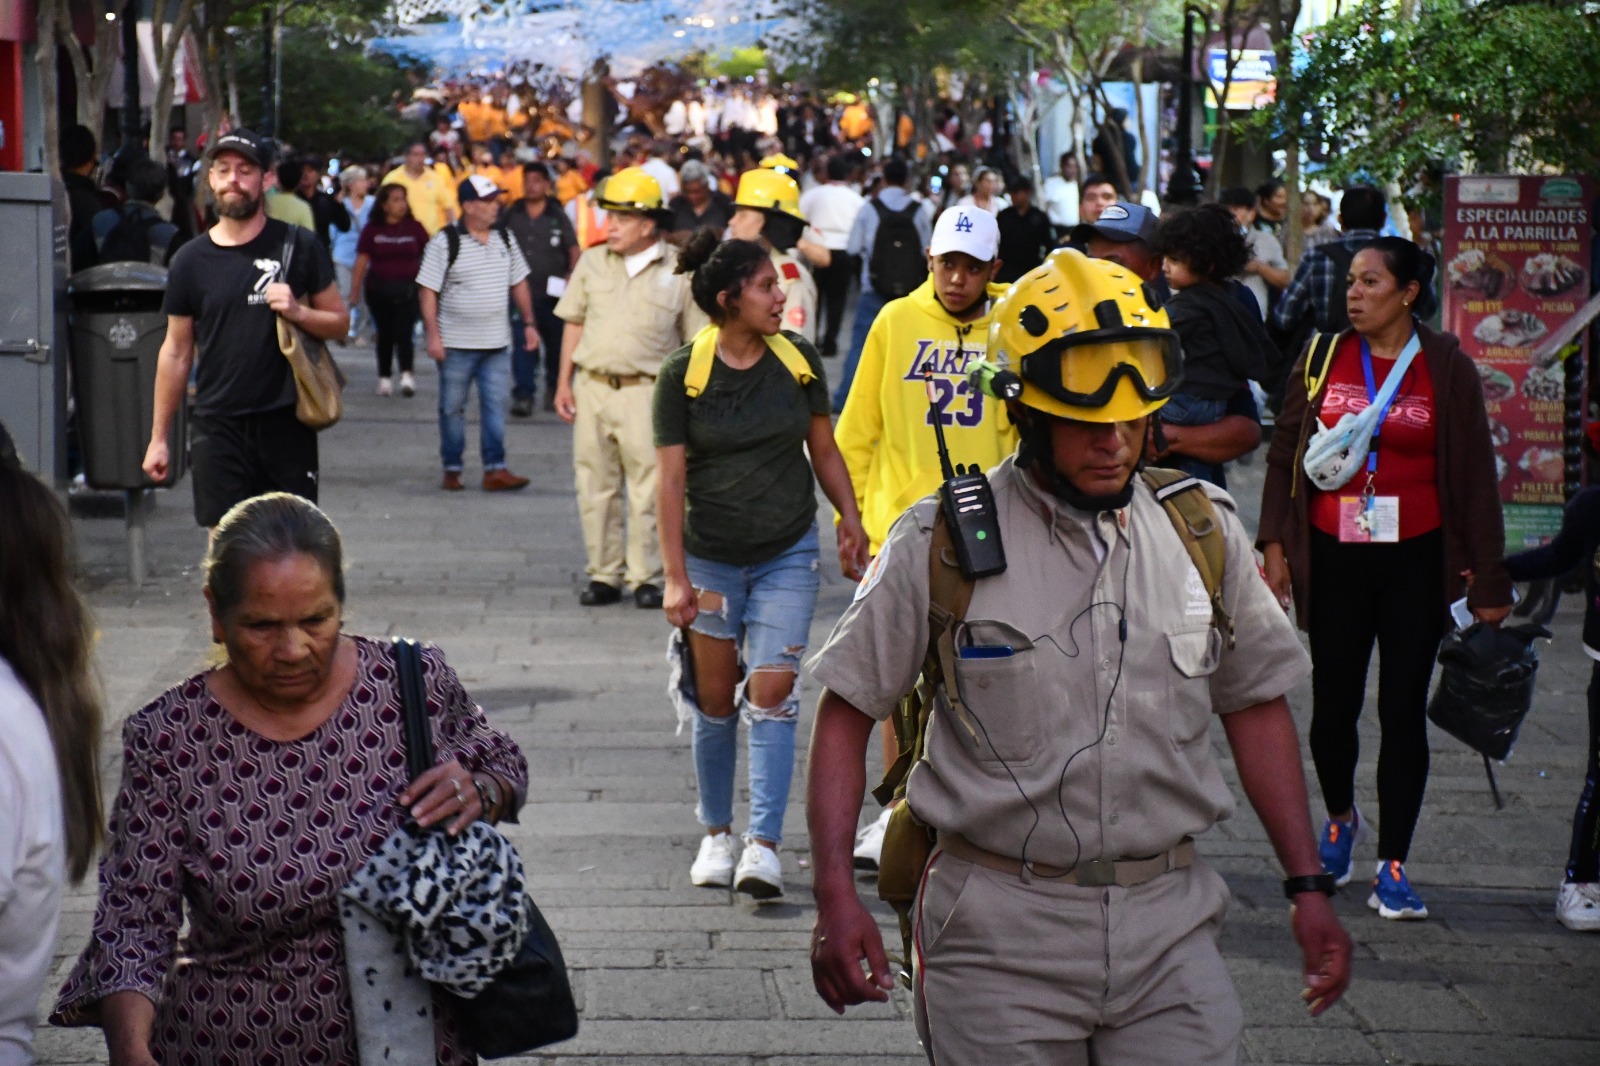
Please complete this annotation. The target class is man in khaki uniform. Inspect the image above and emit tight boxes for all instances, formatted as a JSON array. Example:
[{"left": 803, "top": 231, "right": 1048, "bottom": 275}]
[
  {"left": 554, "top": 167, "right": 707, "bottom": 608},
  {"left": 805, "top": 248, "right": 1352, "bottom": 1064},
  {"left": 725, "top": 168, "right": 818, "bottom": 343}
]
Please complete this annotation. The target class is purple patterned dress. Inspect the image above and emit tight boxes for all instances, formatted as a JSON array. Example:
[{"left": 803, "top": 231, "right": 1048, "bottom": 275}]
[{"left": 52, "top": 637, "right": 528, "bottom": 1066}]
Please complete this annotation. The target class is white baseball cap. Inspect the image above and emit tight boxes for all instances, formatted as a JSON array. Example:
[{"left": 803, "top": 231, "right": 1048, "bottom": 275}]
[
  {"left": 928, "top": 205, "right": 1000, "bottom": 262},
  {"left": 457, "top": 174, "right": 502, "bottom": 203}
]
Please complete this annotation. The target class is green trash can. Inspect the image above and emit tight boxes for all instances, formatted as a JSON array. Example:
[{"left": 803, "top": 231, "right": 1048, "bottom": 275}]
[{"left": 67, "top": 261, "right": 187, "bottom": 490}]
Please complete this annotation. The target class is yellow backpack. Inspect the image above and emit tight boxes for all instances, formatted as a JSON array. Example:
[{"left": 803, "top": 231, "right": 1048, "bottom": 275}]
[{"left": 683, "top": 325, "right": 815, "bottom": 397}]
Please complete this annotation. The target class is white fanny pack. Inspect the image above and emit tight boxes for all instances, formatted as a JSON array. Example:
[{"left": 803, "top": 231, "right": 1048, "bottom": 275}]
[{"left": 1301, "top": 333, "right": 1421, "bottom": 492}]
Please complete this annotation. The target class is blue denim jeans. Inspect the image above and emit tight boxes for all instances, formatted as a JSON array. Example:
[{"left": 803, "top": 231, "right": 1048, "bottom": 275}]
[
  {"left": 832, "top": 287, "right": 888, "bottom": 412},
  {"left": 510, "top": 297, "right": 566, "bottom": 400},
  {"left": 1158, "top": 391, "right": 1230, "bottom": 487},
  {"left": 438, "top": 347, "right": 510, "bottom": 472},
  {"left": 686, "top": 526, "right": 821, "bottom": 845}
]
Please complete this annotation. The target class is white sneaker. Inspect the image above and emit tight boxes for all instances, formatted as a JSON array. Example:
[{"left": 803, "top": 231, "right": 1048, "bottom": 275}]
[
  {"left": 854, "top": 806, "right": 894, "bottom": 871},
  {"left": 399, "top": 371, "right": 416, "bottom": 397},
  {"left": 734, "top": 841, "right": 784, "bottom": 900},
  {"left": 690, "top": 833, "right": 737, "bottom": 888},
  {"left": 376, "top": 377, "right": 393, "bottom": 397},
  {"left": 1557, "top": 881, "right": 1600, "bottom": 932}
]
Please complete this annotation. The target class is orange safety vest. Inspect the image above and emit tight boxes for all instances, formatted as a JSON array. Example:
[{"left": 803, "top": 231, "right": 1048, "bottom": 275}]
[{"left": 575, "top": 196, "right": 610, "bottom": 248}]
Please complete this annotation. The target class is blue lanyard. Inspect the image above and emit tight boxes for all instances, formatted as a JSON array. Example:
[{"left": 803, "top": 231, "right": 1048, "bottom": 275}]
[{"left": 1359, "top": 336, "right": 1413, "bottom": 478}]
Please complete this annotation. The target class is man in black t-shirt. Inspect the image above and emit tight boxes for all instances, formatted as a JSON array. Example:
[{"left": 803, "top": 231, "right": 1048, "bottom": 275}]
[{"left": 142, "top": 128, "right": 348, "bottom": 530}]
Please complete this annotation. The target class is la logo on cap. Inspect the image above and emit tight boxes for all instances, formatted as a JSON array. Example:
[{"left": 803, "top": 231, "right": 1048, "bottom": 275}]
[
  {"left": 1101, "top": 205, "right": 1131, "bottom": 221},
  {"left": 954, "top": 212, "right": 975, "bottom": 233}
]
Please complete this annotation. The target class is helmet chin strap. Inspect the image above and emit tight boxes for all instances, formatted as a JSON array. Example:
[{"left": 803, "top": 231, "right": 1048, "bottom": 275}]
[{"left": 1016, "top": 409, "right": 1138, "bottom": 512}]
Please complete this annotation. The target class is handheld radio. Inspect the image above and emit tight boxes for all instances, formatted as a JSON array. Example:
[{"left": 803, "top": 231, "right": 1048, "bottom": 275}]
[{"left": 924, "top": 368, "right": 1006, "bottom": 578}]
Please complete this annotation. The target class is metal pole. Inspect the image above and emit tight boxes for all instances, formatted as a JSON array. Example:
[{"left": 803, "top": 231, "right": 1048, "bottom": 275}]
[
  {"left": 121, "top": 0, "right": 142, "bottom": 148},
  {"left": 1167, "top": 4, "right": 1200, "bottom": 206},
  {"left": 261, "top": 5, "right": 276, "bottom": 138},
  {"left": 125, "top": 489, "right": 146, "bottom": 585}
]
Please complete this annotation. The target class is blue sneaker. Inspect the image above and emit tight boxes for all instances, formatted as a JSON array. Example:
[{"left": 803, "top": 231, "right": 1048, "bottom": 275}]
[
  {"left": 1368, "top": 860, "right": 1429, "bottom": 920},
  {"left": 1318, "top": 809, "right": 1364, "bottom": 886}
]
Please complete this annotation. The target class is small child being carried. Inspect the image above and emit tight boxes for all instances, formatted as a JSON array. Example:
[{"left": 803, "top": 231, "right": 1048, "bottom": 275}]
[{"left": 1150, "top": 203, "right": 1279, "bottom": 481}]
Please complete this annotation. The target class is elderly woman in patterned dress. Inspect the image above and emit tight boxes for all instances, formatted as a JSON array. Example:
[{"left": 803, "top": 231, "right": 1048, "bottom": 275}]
[{"left": 52, "top": 493, "right": 529, "bottom": 1066}]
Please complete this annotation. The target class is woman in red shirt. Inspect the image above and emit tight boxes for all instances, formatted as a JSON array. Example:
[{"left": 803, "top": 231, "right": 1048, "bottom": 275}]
[
  {"left": 1259, "top": 237, "right": 1512, "bottom": 922},
  {"left": 350, "top": 183, "right": 429, "bottom": 397}
]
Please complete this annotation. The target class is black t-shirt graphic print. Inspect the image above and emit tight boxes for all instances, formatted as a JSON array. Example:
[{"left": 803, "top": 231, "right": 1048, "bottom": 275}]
[{"left": 163, "top": 218, "right": 336, "bottom": 417}]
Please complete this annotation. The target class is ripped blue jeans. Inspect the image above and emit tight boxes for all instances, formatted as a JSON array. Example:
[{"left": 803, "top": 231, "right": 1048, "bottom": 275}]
[{"left": 685, "top": 525, "right": 821, "bottom": 845}]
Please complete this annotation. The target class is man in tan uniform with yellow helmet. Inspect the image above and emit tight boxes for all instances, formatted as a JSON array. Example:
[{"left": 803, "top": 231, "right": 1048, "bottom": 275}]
[
  {"left": 805, "top": 248, "right": 1352, "bottom": 1063},
  {"left": 554, "top": 167, "right": 707, "bottom": 608},
  {"left": 726, "top": 168, "right": 819, "bottom": 344}
]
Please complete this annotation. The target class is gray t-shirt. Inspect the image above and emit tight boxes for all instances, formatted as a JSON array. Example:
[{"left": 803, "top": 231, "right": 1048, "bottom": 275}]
[
  {"left": 415, "top": 225, "right": 530, "bottom": 350},
  {"left": 1237, "top": 228, "right": 1287, "bottom": 318}
]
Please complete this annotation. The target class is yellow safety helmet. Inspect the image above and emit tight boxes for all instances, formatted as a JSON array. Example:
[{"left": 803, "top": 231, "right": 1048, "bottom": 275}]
[
  {"left": 759, "top": 152, "right": 801, "bottom": 176},
  {"left": 596, "top": 166, "right": 665, "bottom": 214},
  {"left": 987, "top": 247, "right": 1182, "bottom": 423},
  {"left": 735, "top": 168, "right": 806, "bottom": 221}
]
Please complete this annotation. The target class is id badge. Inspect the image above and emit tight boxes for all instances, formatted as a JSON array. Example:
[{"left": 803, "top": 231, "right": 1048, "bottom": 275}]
[{"left": 1338, "top": 496, "right": 1401, "bottom": 543}]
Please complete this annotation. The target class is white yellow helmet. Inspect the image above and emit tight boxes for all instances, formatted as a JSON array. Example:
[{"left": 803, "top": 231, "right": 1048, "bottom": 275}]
[{"left": 987, "top": 248, "right": 1182, "bottom": 423}]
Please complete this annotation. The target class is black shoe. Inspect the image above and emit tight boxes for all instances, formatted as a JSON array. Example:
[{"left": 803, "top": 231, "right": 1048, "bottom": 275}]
[
  {"left": 511, "top": 396, "right": 534, "bottom": 418},
  {"left": 633, "top": 583, "right": 663, "bottom": 609},
  {"left": 578, "top": 581, "right": 623, "bottom": 606},
  {"left": 820, "top": 341, "right": 838, "bottom": 357}
]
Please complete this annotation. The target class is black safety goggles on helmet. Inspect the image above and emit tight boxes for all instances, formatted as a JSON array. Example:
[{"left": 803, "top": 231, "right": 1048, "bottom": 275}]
[{"left": 1019, "top": 326, "right": 1184, "bottom": 408}]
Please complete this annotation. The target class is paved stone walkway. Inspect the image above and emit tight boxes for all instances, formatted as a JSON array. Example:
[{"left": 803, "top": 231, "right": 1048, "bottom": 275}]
[{"left": 33, "top": 342, "right": 1600, "bottom": 1065}]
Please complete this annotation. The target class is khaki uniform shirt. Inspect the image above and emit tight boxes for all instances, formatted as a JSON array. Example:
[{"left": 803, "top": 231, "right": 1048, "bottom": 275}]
[
  {"left": 807, "top": 456, "right": 1310, "bottom": 870},
  {"left": 771, "top": 248, "right": 818, "bottom": 344},
  {"left": 554, "top": 242, "right": 707, "bottom": 376}
]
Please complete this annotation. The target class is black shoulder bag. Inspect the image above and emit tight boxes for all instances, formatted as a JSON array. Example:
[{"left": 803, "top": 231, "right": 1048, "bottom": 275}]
[{"left": 392, "top": 638, "right": 579, "bottom": 1057}]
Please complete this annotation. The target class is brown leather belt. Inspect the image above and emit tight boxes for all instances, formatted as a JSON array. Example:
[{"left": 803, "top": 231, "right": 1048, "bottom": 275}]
[
  {"left": 938, "top": 831, "right": 1195, "bottom": 887},
  {"left": 584, "top": 368, "right": 654, "bottom": 389}
]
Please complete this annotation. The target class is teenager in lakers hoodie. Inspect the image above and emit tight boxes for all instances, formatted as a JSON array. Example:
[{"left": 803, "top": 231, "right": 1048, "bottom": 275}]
[
  {"left": 835, "top": 205, "right": 1018, "bottom": 555},
  {"left": 832, "top": 205, "right": 1019, "bottom": 869}
]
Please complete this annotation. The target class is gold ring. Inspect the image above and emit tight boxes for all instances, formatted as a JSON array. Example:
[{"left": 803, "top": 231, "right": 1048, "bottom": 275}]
[{"left": 455, "top": 789, "right": 467, "bottom": 807}]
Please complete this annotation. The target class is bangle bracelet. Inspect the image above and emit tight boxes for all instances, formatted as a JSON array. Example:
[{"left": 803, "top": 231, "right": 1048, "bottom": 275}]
[
  {"left": 1282, "top": 873, "right": 1337, "bottom": 899},
  {"left": 472, "top": 775, "right": 500, "bottom": 823}
]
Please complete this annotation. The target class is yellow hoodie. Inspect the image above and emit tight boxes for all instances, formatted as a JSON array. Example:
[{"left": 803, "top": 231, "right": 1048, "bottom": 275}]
[{"left": 836, "top": 277, "right": 1018, "bottom": 552}]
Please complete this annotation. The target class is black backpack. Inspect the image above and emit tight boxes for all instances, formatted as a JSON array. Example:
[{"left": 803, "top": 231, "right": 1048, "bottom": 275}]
[
  {"left": 868, "top": 199, "right": 926, "bottom": 299},
  {"left": 442, "top": 221, "right": 516, "bottom": 283},
  {"left": 98, "top": 202, "right": 181, "bottom": 267}
]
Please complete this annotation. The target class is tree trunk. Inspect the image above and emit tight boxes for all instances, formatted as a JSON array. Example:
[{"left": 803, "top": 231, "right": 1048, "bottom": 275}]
[
  {"left": 147, "top": 0, "right": 200, "bottom": 154},
  {"left": 35, "top": 0, "right": 63, "bottom": 178},
  {"left": 1130, "top": 11, "right": 1150, "bottom": 196},
  {"left": 1284, "top": 147, "right": 1304, "bottom": 265}
]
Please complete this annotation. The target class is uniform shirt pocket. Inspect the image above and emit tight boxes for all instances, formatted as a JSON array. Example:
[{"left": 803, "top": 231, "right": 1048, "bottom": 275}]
[
  {"left": 1166, "top": 627, "right": 1222, "bottom": 747},
  {"left": 947, "top": 621, "right": 1040, "bottom": 765}
]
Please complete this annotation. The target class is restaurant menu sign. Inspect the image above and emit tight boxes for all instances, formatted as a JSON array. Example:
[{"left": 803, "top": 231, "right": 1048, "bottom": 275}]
[{"left": 1442, "top": 174, "right": 1593, "bottom": 548}]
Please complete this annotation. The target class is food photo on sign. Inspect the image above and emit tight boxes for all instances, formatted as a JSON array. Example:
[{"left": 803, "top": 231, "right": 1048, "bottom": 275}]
[{"left": 1442, "top": 174, "right": 1594, "bottom": 549}]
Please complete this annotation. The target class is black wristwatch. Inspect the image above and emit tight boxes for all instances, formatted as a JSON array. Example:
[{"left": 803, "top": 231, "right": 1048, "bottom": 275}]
[
  {"left": 1282, "top": 873, "right": 1337, "bottom": 899},
  {"left": 472, "top": 774, "right": 502, "bottom": 822}
]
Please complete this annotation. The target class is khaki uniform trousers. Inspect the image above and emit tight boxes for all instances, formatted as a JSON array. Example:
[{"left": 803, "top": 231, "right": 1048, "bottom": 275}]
[
  {"left": 572, "top": 371, "right": 660, "bottom": 589},
  {"left": 911, "top": 849, "right": 1243, "bottom": 1066}
]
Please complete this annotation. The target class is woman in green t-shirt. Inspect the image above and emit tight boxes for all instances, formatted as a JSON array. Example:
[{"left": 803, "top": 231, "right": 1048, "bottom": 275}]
[{"left": 653, "top": 231, "right": 868, "bottom": 900}]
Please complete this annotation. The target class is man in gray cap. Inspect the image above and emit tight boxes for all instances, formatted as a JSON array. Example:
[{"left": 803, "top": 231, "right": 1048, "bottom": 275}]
[{"left": 1069, "top": 202, "right": 1167, "bottom": 302}]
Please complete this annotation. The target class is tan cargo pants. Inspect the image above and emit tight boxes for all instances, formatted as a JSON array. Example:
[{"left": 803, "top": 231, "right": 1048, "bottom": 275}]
[
  {"left": 572, "top": 370, "right": 660, "bottom": 589},
  {"left": 912, "top": 849, "right": 1243, "bottom": 1065}
]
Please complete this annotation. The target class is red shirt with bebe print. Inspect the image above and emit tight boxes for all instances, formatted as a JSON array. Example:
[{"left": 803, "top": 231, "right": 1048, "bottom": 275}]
[{"left": 1309, "top": 334, "right": 1441, "bottom": 540}]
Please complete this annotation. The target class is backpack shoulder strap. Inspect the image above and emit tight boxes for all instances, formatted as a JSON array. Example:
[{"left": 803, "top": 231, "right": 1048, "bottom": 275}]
[
  {"left": 1302, "top": 331, "right": 1341, "bottom": 402},
  {"left": 1140, "top": 468, "right": 1234, "bottom": 649},
  {"left": 765, "top": 332, "right": 817, "bottom": 387},
  {"left": 684, "top": 325, "right": 718, "bottom": 397},
  {"left": 684, "top": 326, "right": 816, "bottom": 398},
  {"left": 443, "top": 223, "right": 461, "bottom": 277},
  {"left": 870, "top": 508, "right": 975, "bottom": 807}
]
